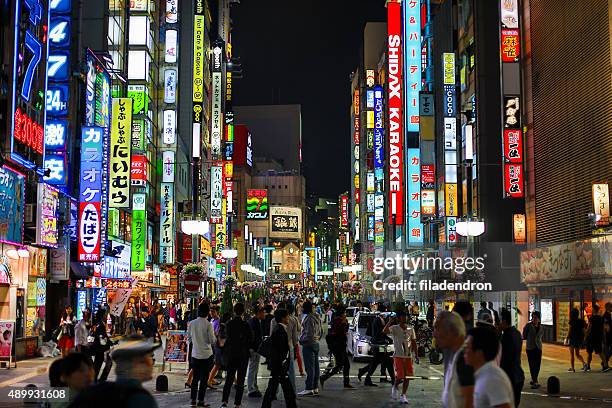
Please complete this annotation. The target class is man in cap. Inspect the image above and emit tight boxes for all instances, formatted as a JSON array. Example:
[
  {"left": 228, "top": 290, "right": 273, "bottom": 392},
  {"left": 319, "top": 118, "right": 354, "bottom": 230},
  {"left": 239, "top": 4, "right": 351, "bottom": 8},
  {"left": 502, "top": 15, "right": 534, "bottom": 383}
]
[{"left": 69, "top": 335, "right": 160, "bottom": 408}]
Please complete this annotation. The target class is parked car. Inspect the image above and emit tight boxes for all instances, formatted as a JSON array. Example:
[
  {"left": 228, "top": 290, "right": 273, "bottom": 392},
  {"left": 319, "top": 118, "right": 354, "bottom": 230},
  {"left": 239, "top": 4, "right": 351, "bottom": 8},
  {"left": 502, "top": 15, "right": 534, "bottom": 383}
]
[
  {"left": 347, "top": 311, "right": 393, "bottom": 361},
  {"left": 345, "top": 306, "right": 370, "bottom": 326}
]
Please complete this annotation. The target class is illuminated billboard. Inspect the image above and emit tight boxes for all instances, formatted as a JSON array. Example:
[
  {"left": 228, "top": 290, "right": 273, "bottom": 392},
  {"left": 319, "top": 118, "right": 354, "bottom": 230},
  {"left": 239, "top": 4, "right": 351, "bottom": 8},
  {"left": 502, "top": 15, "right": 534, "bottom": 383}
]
[
  {"left": 269, "top": 207, "right": 302, "bottom": 240},
  {"left": 0, "top": 166, "right": 25, "bottom": 244},
  {"left": 404, "top": 0, "right": 420, "bottom": 132},
  {"left": 246, "top": 189, "right": 269, "bottom": 220},
  {"left": 407, "top": 149, "right": 423, "bottom": 243},
  {"left": 109, "top": 98, "right": 133, "bottom": 208}
]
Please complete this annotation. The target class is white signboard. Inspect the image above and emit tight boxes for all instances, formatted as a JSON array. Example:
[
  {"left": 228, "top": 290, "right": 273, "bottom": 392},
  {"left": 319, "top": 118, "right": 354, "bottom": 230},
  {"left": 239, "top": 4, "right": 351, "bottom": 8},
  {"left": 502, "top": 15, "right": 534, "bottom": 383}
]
[
  {"left": 109, "top": 288, "right": 134, "bottom": 317},
  {"left": 210, "top": 166, "right": 223, "bottom": 221},
  {"left": 103, "top": 241, "right": 131, "bottom": 279},
  {"left": 162, "top": 150, "right": 175, "bottom": 182},
  {"left": 165, "top": 29, "right": 177, "bottom": 63},
  {"left": 500, "top": 0, "right": 519, "bottom": 28},
  {"left": 49, "top": 248, "right": 69, "bottom": 281},
  {"left": 166, "top": 0, "right": 178, "bottom": 23},
  {"left": 163, "top": 110, "right": 176, "bottom": 145},
  {"left": 164, "top": 69, "right": 177, "bottom": 103},
  {"left": 444, "top": 117, "right": 456, "bottom": 150}
]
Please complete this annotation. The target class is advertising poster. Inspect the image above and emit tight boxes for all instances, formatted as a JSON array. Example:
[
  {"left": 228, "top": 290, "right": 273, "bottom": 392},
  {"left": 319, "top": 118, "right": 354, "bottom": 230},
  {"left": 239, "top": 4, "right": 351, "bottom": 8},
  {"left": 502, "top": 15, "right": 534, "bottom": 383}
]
[
  {"left": 407, "top": 149, "right": 423, "bottom": 243},
  {"left": 131, "top": 194, "right": 147, "bottom": 271},
  {"left": 36, "top": 183, "right": 59, "bottom": 247},
  {"left": 0, "top": 166, "right": 25, "bottom": 244},
  {"left": 109, "top": 288, "right": 133, "bottom": 317},
  {"left": 0, "top": 321, "right": 14, "bottom": 358},
  {"left": 269, "top": 207, "right": 302, "bottom": 239},
  {"left": 164, "top": 330, "right": 188, "bottom": 363},
  {"left": 246, "top": 189, "right": 269, "bottom": 220},
  {"left": 404, "top": 0, "right": 420, "bottom": 132},
  {"left": 109, "top": 98, "right": 133, "bottom": 208},
  {"left": 159, "top": 183, "right": 175, "bottom": 264}
]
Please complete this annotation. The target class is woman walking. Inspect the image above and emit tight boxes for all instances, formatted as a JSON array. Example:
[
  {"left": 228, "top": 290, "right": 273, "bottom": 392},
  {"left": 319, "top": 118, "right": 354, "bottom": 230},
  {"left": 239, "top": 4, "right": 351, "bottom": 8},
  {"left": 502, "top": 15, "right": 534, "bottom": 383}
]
[
  {"left": 567, "top": 307, "right": 587, "bottom": 372},
  {"left": 58, "top": 306, "right": 76, "bottom": 357},
  {"left": 90, "top": 309, "right": 112, "bottom": 382}
]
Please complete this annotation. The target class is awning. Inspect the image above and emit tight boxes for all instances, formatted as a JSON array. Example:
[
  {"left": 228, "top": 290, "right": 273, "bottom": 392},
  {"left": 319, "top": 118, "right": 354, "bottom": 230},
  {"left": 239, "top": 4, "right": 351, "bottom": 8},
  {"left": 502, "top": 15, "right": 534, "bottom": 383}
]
[{"left": 70, "top": 262, "right": 88, "bottom": 278}]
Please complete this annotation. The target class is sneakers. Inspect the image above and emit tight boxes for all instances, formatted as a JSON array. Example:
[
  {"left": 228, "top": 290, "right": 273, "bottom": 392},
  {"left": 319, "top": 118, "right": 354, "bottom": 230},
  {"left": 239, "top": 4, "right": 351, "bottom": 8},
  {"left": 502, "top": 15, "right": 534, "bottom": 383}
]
[
  {"left": 567, "top": 367, "right": 575, "bottom": 372},
  {"left": 603, "top": 366, "right": 611, "bottom": 373},
  {"left": 530, "top": 383, "right": 540, "bottom": 389},
  {"left": 313, "top": 388, "right": 320, "bottom": 395},
  {"left": 391, "top": 385, "right": 398, "bottom": 400},
  {"left": 297, "top": 390, "right": 315, "bottom": 397},
  {"left": 399, "top": 394, "right": 408, "bottom": 404},
  {"left": 191, "top": 401, "right": 197, "bottom": 407},
  {"left": 364, "top": 380, "right": 378, "bottom": 387},
  {"left": 583, "top": 364, "right": 591, "bottom": 372},
  {"left": 247, "top": 391, "right": 262, "bottom": 398}
]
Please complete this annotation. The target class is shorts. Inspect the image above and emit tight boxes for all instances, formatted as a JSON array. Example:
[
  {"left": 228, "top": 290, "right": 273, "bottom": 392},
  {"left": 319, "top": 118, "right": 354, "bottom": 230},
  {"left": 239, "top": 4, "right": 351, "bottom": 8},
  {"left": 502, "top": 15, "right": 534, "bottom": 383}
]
[
  {"left": 569, "top": 339, "right": 583, "bottom": 349},
  {"left": 393, "top": 357, "right": 414, "bottom": 379},
  {"left": 586, "top": 340, "right": 602, "bottom": 354}
]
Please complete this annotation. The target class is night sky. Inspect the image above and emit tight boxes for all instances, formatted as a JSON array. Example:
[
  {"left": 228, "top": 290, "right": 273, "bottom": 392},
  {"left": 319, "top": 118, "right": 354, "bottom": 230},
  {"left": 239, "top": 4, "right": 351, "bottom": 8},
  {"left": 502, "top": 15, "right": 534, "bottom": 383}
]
[{"left": 232, "top": 0, "right": 387, "bottom": 198}]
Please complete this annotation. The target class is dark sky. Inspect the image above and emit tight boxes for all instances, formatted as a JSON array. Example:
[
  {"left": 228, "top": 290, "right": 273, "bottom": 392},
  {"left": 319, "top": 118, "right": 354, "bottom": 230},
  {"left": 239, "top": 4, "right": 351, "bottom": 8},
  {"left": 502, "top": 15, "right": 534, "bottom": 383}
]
[{"left": 232, "top": 0, "right": 387, "bottom": 198}]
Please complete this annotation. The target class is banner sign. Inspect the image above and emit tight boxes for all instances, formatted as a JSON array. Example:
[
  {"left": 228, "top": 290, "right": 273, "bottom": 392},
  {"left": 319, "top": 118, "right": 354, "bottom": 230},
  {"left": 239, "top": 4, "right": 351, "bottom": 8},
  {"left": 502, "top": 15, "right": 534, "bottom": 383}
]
[
  {"left": 504, "top": 163, "right": 524, "bottom": 198},
  {"left": 592, "top": 183, "right": 610, "bottom": 226},
  {"left": 131, "top": 155, "right": 147, "bottom": 185},
  {"left": 131, "top": 193, "right": 147, "bottom": 271},
  {"left": 163, "top": 110, "right": 176, "bottom": 145},
  {"left": 102, "top": 240, "right": 131, "bottom": 279},
  {"left": 131, "top": 119, "right": 145, "bottom": 151},
  {"left": 78, "top": 127, "right": 104, "bottom": 262},
  {"left": 109, "top": 98, "right": 132, "bottom": 208},
  {"left": 36, "top": 183, "right": 59, "bottom": 247},
  {"left": 211, "top": 72, "right": 223, "bottom": 157},
  {"left": 387, "top": 1, "right": 404, "bottom": 225},
  {"left": 246, "top": 189, "right": 269, "bottom": 220},
  {"left": 341, "top": 195, "right": 349, "bottom": 227},
  {"left": 160, "top": 183, "right": 174, "bottom": 264},
  {"left": 126, "top": 85, "right": 147, "bottom": 115},
  {"left": 374, "top": 86, "right": 384, "bottom": 173},
  {"left": 193, "top": 15, "right": 205, "bottom": 103},
  {"left": 407, "top": 149, "right": 423, "bottom": 243},
  {"left": 210, "top": 165, "right": 223, "bottom": 223},
  {"left": 445, "top": 183, "right": 458, "bottom": 217},
  {"left": 269, "top": 207, "right": 302, "bottom": 239},
  {"left": 503, "top": 129, "right": 522, "bottom": 163},
  {"left": 164, "top": 68, "right": 177, "bottom": 103},
  {"left": 0, "top": 166, "right": 25, "bottom": 244},
  {"left": 404, "top": 0, "right": 420, "bottom": 132}
]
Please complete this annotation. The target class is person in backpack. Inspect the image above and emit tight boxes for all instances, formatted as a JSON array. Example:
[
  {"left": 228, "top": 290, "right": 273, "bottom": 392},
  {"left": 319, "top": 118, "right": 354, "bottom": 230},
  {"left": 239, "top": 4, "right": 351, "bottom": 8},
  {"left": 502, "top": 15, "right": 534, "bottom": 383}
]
[
  {"left": 261, "top": 308, "right": 297, "bottom": 408},
  {"left": 297, "top": 301, "right": 322, "bottom": 396},
  {"left": 221, "top": 303, "right": 253, "bottom": 408},
  {"left": 90, "top": 309, "right": 112, "bottom": 382},
  {"left": 69, "top": 335, "right": 160, "bottom": 408}
]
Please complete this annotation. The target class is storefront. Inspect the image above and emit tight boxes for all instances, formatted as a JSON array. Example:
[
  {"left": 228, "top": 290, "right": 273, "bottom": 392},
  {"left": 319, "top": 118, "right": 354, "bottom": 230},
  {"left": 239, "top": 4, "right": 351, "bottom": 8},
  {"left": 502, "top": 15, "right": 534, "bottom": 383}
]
[{"left": 521, "top": 236, "right": 612, "bottom": 343}]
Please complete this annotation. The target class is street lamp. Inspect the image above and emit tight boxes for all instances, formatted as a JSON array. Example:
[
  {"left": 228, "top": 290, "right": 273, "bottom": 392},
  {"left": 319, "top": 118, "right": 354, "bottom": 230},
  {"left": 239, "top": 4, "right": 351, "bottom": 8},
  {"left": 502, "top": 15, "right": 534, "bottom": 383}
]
[
  {"left": 221, "top": 248, "right": 238, "bottom": 280},
  {"left": 181, "top": 220, "right": 210, "bottom": 235},
  {"left": 455, "top": 219, "right": 485, "bottom": 237}
]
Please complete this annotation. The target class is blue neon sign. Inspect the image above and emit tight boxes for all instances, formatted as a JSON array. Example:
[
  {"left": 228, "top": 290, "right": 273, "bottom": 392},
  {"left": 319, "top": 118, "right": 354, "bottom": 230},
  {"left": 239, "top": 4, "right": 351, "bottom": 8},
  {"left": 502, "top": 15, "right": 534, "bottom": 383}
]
[
  {"left": 373, "top": 86, "right": 384, "bottom": 170},
  {"left": 45, "top": 119, "right": 68, "bottom": 149},
  {"left": 49, "top": 16, "right": 70, "bottom": 48},
  {"left": 46, "top": 84, "right": 69, "bottom": 115},
  {"left": 407, "top": 148, "right": 423, "bottom": 244},
  {"left": 43, "top": 153, "right": 67, "bottom": 185},
  {"left": 403, "top": 0, "right": 421, "bottom": 133}
]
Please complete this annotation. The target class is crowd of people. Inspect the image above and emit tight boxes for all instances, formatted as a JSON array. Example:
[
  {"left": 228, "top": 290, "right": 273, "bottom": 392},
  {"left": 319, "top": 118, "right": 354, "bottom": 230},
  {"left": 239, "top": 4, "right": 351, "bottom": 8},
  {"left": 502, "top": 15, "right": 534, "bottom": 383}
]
[{"left": 46, "top": 292, "right": 612, "bottom": 408}]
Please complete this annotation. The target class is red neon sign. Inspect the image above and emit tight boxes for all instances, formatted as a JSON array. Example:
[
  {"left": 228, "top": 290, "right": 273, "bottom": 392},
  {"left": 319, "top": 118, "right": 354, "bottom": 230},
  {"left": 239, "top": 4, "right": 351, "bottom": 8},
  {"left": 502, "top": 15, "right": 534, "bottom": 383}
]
[{"left": 14, "top": 108, "right": 44, "bottom": 155}]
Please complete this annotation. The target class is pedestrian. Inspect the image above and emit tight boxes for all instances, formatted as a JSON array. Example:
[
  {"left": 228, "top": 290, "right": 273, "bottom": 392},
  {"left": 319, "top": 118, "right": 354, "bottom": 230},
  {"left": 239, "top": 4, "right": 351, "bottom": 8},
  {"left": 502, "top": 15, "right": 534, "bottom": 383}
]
[
  {"left": 69, "top": 335, "right": 160, "bottom": 408},
  {"left": 433, "top": 310, "right": 473, "bottom": 408},
  {"left": 221, "top": 303, "right": 253, "bottom": 408},
  {"left": 603, "top": 302, "right": 612, "bottom": 370},
  {"left": 585, "top": 303, "right": 607, "bottom": 371},
  {"left": 134, "top": 307, "right": 158, "bottom": 340},
  {"left": 384, "top": 311, "right": 417, "bottom": 404},
  {"left": 476, "top": 302, "right": 491, "bottom": 323},
  {"left": 247, "top": 305, "right": 265, "bottom": 398},
  {"left": 90, "top": 308, "right": 112, "bottom": 383},
  {"left": 74, "top": 309, "right": 91, "bottom": 355},
  {"left": 358, "top": 304, "right": 394, "bottom": 387},
  {"left": 262, "top": 304, "right": 274, "bottom": 339},
  {"left": 56, "top": 352, "right": 95, "bottom": 407},
  {"left": 566, "top": 307, "right": 587, "bottom": 372},
  {"left": 488, "top": 302, "right": 500, "bottom": 327},
  {"left": 261, "top": 308, "right": 297, "bottom": 408},
  {"left": 58, "top": 306, "right": 76, "bottom": 357},
  {"left": 522, "top": 311, "right": 543, "bottom": 389},
  {"left": 499, "top": 308, "right": 525, "bottom": 406},
  {"left": 125, "top": 304, "right": 135, "bottom": 336},
  {"left": 297, "top": 301, "right": 322, "bottom": 396},
  {"left": 292, "top": 304, "right": 305, "bottom": 377},
  {"left": 464, "top": 326, "right": 514, "bottom": 408},
  {"left": 187, "top": 303, "right": 216, "bottom": 407},
  {"left": 208, "top": 309, "right": 228, "bottom": 389},
  {"left": 411, "top": 301, "right": 420, "bottom": 318},
  {"left": 320, "top": 304, "right": 352, "bottom": 389},
  {"left": 285, "top": 303, "right": 300, "bottom": 392},
  {"left": 426, "top": 300, "right": 435, "bottom": 328},
  {"left": 169, "top": 302, "right": 176, "bottom": 330}
]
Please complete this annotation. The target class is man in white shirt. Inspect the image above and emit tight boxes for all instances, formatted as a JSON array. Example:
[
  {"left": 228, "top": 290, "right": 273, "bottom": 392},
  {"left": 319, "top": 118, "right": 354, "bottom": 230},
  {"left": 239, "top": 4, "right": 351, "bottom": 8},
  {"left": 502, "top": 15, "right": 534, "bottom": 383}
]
[
  {"left": 464, "top": 326, "right": 514, "bottom": 408},
  {"left": 383, "top": 311, "right": 417, "bottom": 404},
  {"left": 187, "top": 303, "right": 217, "bottom": 407}
]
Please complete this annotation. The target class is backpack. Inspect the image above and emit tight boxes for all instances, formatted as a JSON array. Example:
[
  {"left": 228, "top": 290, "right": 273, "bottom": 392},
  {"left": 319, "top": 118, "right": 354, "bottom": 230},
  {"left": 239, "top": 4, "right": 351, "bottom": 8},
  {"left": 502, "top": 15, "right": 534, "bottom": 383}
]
[{"left": 68, "top": 381, "right": 150, "bottom": 408}]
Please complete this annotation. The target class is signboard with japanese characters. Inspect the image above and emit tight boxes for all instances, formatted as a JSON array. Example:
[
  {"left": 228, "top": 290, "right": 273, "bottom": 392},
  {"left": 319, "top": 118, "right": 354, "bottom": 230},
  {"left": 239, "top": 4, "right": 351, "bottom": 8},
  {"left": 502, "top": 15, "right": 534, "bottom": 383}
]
[
  {"left": 131, "top": 193, "right": 147, "bottom": 271},
  {"left": 211, "top": 72, "right": 223, "bottom": 157},
  {"left": 36, "top": 183, "right": 59, "bottom": 247},
  {"left": 407, "top": 149, "right": 423, "bottom": 244},
  {"left": 78, "top": 127, "right": 103, "bottom": 262},
  {"left": 592, "top": 183, "right": 610, "bottom": 226},
  {"left": 0, "top": 166, "right": 25, "bottom": 244},
  {"left": 246, "top": 189, "right": 269, "bottom": 220},
  {"left": 404, "top": 0, "right": 420, "bottom": 132},
  {"left": 210, "top": 165, "right": 223, "bottom": 223},
  {"left": 159, "top": 183, "right": 175, "bottom": 264},
  {"left": 269, "top": 207, "right": 302, "bottom": 240},
  {"left": 504, "top": 163, "right": 524, "bottom": 198},
  {"left": 501, "top": 29, "right": 520, "bottom": 62},
  {"left": 103, "top": 240, "right": 131, "bottom": 279},
  {"left": 503, "top": 129, "right": 523, "bottom": 163},
  {"left": 131, "top": 155, "right": 147, "bottom": 185},
  {"left": 109, "top": 98, "right": 132, "bottom": 208}
]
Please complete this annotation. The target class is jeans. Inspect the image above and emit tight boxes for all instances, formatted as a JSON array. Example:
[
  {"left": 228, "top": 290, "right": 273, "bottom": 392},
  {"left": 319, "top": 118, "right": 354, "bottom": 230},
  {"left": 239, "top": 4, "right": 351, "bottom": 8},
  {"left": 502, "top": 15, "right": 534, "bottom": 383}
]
[
  {"left": 323, "top": 346, "right": 350, "bottom": 385},
  {"left": 247, "top": 350, "right": 261, "bottom": 393},
  {"left": 302, "top": 343, "right": 320, "bottom": 390},
  {"left": 262, "top": 367, "right": 297, "bottom": 408},
  {"left": 366, "top": 348, "right": 394, "bottom": 383},
  {"left": 191, "top": 356, "right": 213, "bottom": 402},
  {"left": 526, "top": 348, "right": 542, "bottom": 383},
  {"left": 222, "top": 359, "right": 248, "bottom": 405}
]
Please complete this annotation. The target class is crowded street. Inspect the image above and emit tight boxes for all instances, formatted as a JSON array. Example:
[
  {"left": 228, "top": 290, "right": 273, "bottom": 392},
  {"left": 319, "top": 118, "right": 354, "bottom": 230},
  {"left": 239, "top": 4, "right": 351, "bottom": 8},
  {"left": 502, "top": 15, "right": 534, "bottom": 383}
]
[{"left": 0, "top": 0, "right": 611, "bottom": 407}]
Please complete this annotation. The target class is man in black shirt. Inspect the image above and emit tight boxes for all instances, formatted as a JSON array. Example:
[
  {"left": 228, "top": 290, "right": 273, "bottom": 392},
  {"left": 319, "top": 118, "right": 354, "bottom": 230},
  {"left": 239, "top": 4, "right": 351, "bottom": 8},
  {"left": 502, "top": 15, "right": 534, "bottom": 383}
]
[
  {"left": 358, "top": 306, "right": 395, "bottom": 386},
  {"left": 247, "top": 306, "right": 265, "bottom": 397},
  {"left": 221, "top": 303, "right": 253, "bottom": 408},
  {"left": 500, "top": 308, "right": 525, "bottom": 407},
  {"left": 603, "top": 302, "right": 612, "bottom": 371},
  {"left": 585, "top": 303, "right": 607, "bottom": 372}
]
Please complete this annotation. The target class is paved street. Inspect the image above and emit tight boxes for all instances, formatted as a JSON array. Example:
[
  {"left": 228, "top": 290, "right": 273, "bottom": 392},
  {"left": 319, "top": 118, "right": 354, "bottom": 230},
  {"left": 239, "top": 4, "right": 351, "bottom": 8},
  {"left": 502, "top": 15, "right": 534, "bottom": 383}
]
[{"left": 1, "top": 341, "right": 610, "bottom": 407}]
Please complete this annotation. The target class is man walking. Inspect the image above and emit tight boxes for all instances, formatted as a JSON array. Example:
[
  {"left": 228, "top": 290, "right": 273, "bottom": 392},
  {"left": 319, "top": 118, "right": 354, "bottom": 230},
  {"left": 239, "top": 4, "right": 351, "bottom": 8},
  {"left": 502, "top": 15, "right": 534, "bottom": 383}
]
[
  {"left": 262, "top": 309, "right": 297, "bottom": 408},
  {"left": 500, "top": 308, "right": 525, "bottom": 406},
  {"left": 187, "top": 303, "right": 216, "bottom": 407},
  {"left": 476, "top": 302, "right": 491, "bottom": 323},
  {"left": 320, "top": 305, "right": 352, "bottom": 389},
  {"left": 297, "top": 301, "right": 322, "bottom": 396},
  {"left": 248, "top": 306, "right": 265, "bottom": 398},
  {"left": 384, "top": 311, "right": 417, "bottom": 404},
  {"left": 358, "top": 305, "right": 394, "bottom": 387},
  {"left": 522, "top": 311, "right": 543, "bottom": 388},
  {"left": 586, "top": 303, "right": 608, "bottom": 371},
  {"left": 221, "top": 303, "right": 253, "bottom": 408}
]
